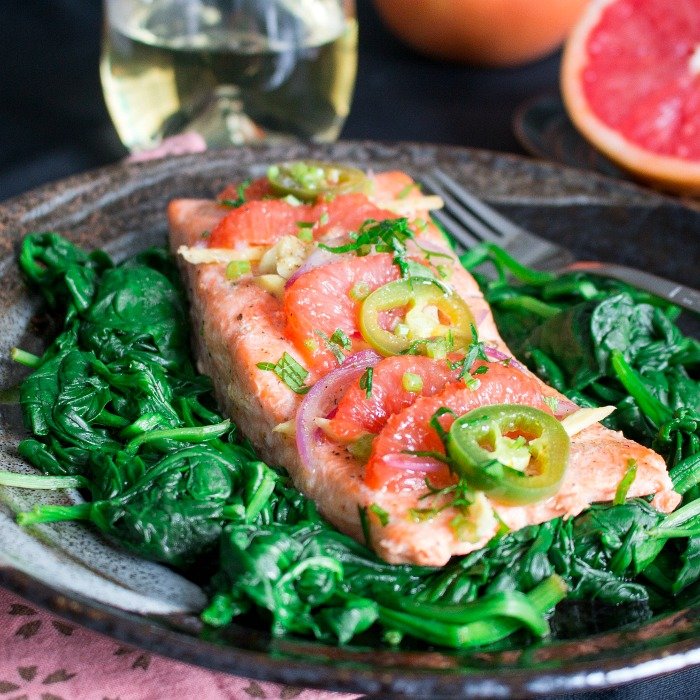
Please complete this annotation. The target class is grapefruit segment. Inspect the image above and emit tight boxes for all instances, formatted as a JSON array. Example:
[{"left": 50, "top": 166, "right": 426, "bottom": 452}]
[
  {"left": 312, "top": 194, "right": 400, "bottom": 239},
  {"left": 561, "top": 0, "right": 700, "bottom": 194},
  {"left": 284, "top": 253, "right": 401, "bottom": 374},
  {"left": 324, "top": 355, "right": 461, "bottom": 442},
  {"left": 207, "top": 193, "right": 400, "bottom": 249},
  {"left": 217, "top": 177, "right": 273, "bottom": 203},
  {"left": 208, "top": 199, "right": 314, "bottom": 248},
  {"left": 365, "top": 361, "right": 552, "bottom": 490}
]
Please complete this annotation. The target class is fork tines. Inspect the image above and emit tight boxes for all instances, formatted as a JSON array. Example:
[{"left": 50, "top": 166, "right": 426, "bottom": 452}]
[{"left": 422, "top": 168, "right": 574, "bottom": 270}]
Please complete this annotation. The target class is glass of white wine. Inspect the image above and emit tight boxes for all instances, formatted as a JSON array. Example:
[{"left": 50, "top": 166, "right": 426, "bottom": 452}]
[{"left": 100, "top": 0, "right": 358, "bottom": 152}]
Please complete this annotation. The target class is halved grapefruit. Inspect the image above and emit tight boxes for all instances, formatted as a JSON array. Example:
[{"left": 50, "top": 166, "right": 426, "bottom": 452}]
[{"left": 561, "top": 0, "right": 700, "bottom": 195}]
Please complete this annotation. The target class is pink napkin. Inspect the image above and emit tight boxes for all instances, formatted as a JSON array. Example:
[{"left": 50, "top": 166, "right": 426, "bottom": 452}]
[
  {"left": 125, "top": 133, "right": 208, "bottom": 162},
  {"left": 0, "top": 588, "right": 360, "bottom": 700}
]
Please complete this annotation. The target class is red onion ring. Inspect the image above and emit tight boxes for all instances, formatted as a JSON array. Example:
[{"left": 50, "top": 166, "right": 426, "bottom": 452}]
[
  {"left": 550, "top": 396, "right": 579, "bottom": 418},
  {"left": 285, "top": 247, "right": 338, "bottom": 288},
  {"left": 381, "top": 453, "right": 445, "bottom": 473},
  {"left": 296, "top": 350, "right": 382, "bottom": 470},
  {"left": 483, "top": 344, "right": 525, "bottom": 371},
  {"left": 285, "top": 236, "right": 350, "bottom": 288}
]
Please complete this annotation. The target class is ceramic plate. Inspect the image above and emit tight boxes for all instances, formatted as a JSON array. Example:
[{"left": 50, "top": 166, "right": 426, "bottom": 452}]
[{"left": 1, "top": 142, "right": 699, "bottom": 697}]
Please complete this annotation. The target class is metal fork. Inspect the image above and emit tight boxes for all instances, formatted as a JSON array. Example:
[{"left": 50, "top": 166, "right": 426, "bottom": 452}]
[{"left": 421, "top": 168, "right": 700, "bottom": 314}]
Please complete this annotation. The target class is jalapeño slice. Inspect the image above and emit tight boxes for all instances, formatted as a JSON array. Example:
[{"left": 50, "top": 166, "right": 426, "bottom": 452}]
[
  {"left": 359, "top": 278, "right": 474, "bottom": 356},
  {"left": 267, "top": 160, "right": 370, "bottom": 201},
  {"left": 447, "top": 404, "right": 570, "bottom": 506}
]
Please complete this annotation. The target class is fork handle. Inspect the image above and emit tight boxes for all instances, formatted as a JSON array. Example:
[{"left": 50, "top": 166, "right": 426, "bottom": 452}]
[{"left": 565, "top": 262, "right": 700, "bottom": 314}]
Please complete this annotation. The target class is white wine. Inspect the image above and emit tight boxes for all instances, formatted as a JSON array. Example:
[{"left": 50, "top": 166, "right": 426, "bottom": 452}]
[{"left": 101, "top": 0, "right": 358, "bottom": 151}]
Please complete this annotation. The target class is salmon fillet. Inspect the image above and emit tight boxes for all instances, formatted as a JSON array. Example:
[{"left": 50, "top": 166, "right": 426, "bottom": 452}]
[{"left": 168, "top": 190, "right": 680, "bottom": 567}]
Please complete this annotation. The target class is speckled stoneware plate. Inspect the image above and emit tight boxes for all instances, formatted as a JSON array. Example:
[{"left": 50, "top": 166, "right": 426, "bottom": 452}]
[{"left": 0, "top": 142, "right": 699, "bottom": 698}]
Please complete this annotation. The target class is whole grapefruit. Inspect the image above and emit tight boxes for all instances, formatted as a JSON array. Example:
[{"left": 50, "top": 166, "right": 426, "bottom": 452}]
[
  {"left": 372, "top": 0, "right": 589, "bottom": 67},
  {"left": 561, "top": 0, "right": 700, "bottom": 195}
]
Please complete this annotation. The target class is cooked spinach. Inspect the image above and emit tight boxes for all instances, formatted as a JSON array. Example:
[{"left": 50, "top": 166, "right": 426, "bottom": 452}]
[{"left": 3, "top": 232, "right": 699, "bottom": 650}]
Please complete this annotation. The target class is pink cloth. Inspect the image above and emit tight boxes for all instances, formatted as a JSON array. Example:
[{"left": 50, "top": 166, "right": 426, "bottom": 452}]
[
  {"left": 0, "top": 587, "right": 359, "bottom": 700},
  {"left": 126, "top": 133, "right": 208, "bottom": 162}
]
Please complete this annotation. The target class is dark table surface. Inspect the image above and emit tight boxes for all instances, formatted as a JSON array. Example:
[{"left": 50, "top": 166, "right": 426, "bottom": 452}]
[
  {"left": 0, "top": 0, "right": 563, "bottom": 203},
  {"left": 1, "top": 1, "right": 698, "bottom": 698}
]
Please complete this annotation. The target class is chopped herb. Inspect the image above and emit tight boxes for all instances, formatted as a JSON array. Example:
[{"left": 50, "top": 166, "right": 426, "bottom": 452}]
[
  {"left": 296, "top": 221, "right": 315, "bottom": 242},
  {"left": 465, "top": 376, "right": 481, "bottom": 390},
  {"left": 359, "top": 366, "right": 374, "bottom": 398},
  {"left": 402, "top": 333, "right": 454, "bottom": 359},
  {"left": 397, "top": 183, "right": 418, "bottom": 199},
  {"left": 319, "top": 211, "right": 329, "bottom": 225},
  {"left": 200, "top": 229, "right": 211, "bottom": 239},
  {"left": 256, "top": 352, "right": 310, "bottom": 394},
  {"left": 429, "top": 407, "right": 457, "bottom": 443},
  {"left": 402, "top": 372, "right": 423, "bottom": 393},
  {"left": 542, "top": 395, "right": 559, "bottom": 413},
  {"left": 614, "top": 460, "right": 638, "bottom": 505},
  {"left": 315, "top": 328, "right": 351, "bottom": 364},
  {"left": 226, "top": 260, "right": 251, "bottom": 280},
  {"left": 358, "top": 505, "right": 371, "bottom": 545},
  {"left": 436, "top": 264, "right": 451, "bottom": 279},
  {"left": 219, "top": 178, "right": 250, "bottom": 208},
  {"left": 330, "top": 328, "right": 351, "bottom": 349},
  {"left": 448, "top": 326, "right": 488, "bottom": 380},
  {"left": 349, "top": 281, "right": 372, "bottom": 301},
  {"left": 319, "top": 218, "right": 415, "bottom": 279},
  {"left": 409, "top": 476, "right": 474, "bottom": 522},
  {"left": 369, "top": 503, "right": 390, "bottom": 526}
]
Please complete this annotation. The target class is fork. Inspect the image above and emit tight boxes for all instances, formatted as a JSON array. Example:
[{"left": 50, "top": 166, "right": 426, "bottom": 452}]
[{"left": 421, "top": 168, "right": 700, "bottom": 314}]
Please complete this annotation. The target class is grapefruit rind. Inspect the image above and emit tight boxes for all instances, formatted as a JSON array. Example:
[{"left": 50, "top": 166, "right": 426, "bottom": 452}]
[{"left": 560, "top": 0, "right": 700, "bottom": 195}]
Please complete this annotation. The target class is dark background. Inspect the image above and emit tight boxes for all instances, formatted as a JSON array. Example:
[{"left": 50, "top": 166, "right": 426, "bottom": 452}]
[
  {"left": 1, "top": 1, "right": 698, "bottom": 698},
  {"left": 0, "top": 0, "right": 563, "bottom": 203}
]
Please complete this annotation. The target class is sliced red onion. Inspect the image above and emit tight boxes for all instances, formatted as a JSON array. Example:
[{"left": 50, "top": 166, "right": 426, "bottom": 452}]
[
  {"left": 411, "top": 239, "right": 454, "bottom": 257},
  {"left": 483, "top": 344, "right": 525, "bottom": 371},
  {"left": 550, "top": 396, "right": 579, "bottom": 418},
  {"left": 284, "top": 237, "right": 347, "bottom": 289},
  {"left": 296, "top": 350, "right": 382, "bottom": 470},
  {"left": 285, "top": 246, "right": 340, "bottom": 288},
  {"left": 381, "top": 453, "right": 445, "bottom": 473}
]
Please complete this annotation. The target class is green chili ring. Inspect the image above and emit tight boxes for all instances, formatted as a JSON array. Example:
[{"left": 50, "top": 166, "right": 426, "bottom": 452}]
[
  {"left": 359, "top": 278, "right": 474, "bottom": 356},
  {"left": 447, "top": 404, "right": 570, "bottom": 505},
  {"left": 267, "top": 160, "right": 370, "bottom": 201}
]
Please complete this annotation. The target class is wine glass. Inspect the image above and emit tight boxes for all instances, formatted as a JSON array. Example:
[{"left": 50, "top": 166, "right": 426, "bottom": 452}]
[{"left": 100, "top": 0, "right": 357, "bottom": 152}]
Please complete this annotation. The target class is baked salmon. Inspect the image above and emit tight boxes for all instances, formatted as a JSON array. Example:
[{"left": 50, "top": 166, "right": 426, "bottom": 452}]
[{"left": 168, "top": 165, "right": 680, "bottom": 567}]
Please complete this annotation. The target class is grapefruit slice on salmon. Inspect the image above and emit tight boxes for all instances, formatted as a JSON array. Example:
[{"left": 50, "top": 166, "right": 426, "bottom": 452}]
[{"left": 322, "top": 355, "right": 461, "bottom": 443}]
